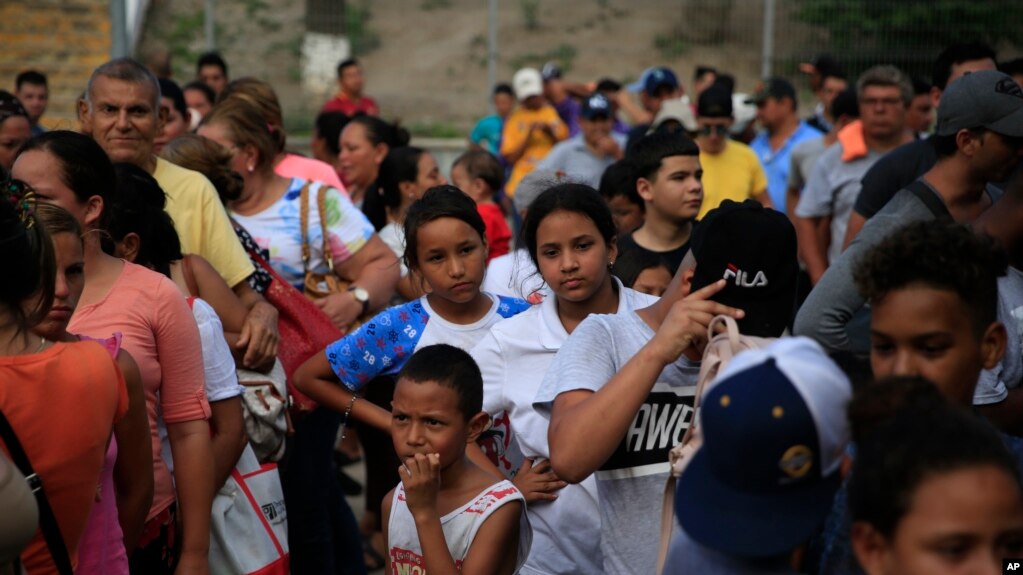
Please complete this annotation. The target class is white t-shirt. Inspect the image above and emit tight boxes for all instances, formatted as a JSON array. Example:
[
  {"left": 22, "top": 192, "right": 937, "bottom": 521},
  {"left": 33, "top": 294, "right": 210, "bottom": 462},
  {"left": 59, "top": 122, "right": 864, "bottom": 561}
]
[
  {"left": 378, "top": 221, "right": 409, "bottom": 278},
  {"left": 976, "top": 266, "right": 1023, "bottom": 405},
  {"left": 533, "top": 310, "right": 700, "bottom": 575},
  {"left": 471, "top": 279, "right": 657, "bottom": 574},
  {"left": 160, "top": 298, "right": 243, "bottom": 475},
  {"left": 482, "top": 250, "right": 547, "bottom": 304}
]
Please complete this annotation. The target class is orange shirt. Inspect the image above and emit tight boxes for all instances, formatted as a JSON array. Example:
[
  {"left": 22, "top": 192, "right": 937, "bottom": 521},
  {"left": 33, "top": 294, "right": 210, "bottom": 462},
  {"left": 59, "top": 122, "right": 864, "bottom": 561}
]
[
  {"left": 500, "top": 105, "right": 568, "bottom": 197},
  {"left": 0, "top": 341, "right": 128, "bottom": 574},
  {"left": 69, "top": 261, "right": 210, "bottom": 521}
]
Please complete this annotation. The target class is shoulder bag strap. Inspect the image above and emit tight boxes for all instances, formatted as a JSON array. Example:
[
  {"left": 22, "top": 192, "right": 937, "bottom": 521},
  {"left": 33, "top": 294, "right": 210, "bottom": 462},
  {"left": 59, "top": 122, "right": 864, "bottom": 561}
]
[
  {"left": 299, "top": 182, "right": 313, "bottom": 274},
  {"left": 906, "top": 179, "right": 952, "bottom": 220},
  {"left": 317, "top": 185, "right": 337, "bottom": 276},
  {"left": 0, "top": 411, "right": 74, "bottom": 575}
]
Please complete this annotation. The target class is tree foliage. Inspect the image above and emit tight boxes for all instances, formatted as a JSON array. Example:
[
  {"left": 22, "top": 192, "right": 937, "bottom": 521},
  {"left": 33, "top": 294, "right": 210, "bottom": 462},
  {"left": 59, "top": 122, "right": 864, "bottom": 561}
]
[{"left": 796, "top": 0, "right": 1023, "bottom": 52}]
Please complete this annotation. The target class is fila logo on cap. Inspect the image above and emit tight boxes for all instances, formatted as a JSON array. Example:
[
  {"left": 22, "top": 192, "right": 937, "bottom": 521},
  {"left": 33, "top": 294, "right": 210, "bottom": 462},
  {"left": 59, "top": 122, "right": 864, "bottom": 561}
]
[{"left": 723, "top": 264, "right": 768, "bottom": 287}]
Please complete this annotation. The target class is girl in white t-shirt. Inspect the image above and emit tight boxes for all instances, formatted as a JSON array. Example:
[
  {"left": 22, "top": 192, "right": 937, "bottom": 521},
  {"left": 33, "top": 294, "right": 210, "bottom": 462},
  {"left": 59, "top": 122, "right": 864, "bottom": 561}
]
[{"left": 469, "top": 183, "right": 659, "bottom": 574}]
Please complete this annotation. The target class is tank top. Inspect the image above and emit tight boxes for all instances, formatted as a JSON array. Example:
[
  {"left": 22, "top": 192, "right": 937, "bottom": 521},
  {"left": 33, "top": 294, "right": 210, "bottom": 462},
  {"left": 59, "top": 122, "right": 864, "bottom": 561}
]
[
  {"left": 387, "top": 479, "right": 531, "bottom": 573},
  {"left": 75, "top": 333, "right": 129, "bottom": 575}
]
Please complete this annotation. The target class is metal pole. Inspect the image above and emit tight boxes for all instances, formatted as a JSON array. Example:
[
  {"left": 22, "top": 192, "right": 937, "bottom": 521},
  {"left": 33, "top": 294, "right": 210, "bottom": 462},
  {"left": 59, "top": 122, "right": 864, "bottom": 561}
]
[
  {"left": 205, "top": 0, "right": 216, "bottom": 51},
  {"left": 110, "top": 0, "right": 128, "bottom": 58},
  {"left": 761, "top": 0, "right": 775, "bottom": 78},
  {"left": 487, "top": 0, "right": 498, "bottom": 113}
]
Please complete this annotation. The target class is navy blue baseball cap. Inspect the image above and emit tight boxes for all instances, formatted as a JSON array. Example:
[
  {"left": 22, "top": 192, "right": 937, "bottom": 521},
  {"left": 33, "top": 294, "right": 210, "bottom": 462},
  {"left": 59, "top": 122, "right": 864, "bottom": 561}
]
[
  {"left": 676, "top": 337, "right": 851, "bottom": 558},
  {"left": 580, "top": 92, "right": 613, "bottom": 120},
  {"left": 627, "top": 66, "right": 680, "bottom": 96}
]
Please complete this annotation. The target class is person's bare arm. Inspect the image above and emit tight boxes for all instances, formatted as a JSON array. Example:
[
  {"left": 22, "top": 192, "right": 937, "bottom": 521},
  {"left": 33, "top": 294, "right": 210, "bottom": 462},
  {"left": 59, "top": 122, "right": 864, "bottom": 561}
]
[
  {"left": 208, "top": 397, "right": 248, "bottom": 490},
  {"left": 796, "top": 215, "right": 831, "bottom": 285},
  {"left": 548, "top": 281, "right": 742, "bottom": 483},
  {"left": 167, "top": 419, "right": 215, "bottom": 575},
  {"left": 315, "top": 235, "right": 400, "bottom": 331},
  {"left": 977, "top": 389, "right": 1023, "bottom": 436},
  {"left": 754, "top": 189, "right": 773, "bottom": 210},
  {"left": 612, "top": 90, "right": 652, "bottom": 125},
  {"left": 189, "top": 256, "right": 257, "bottom": 368},
  {"left": 396, "top": 274, "right": 426, "bottom": 301},
  {"left": 292, "top": 352, "right": 392, "bottom": 431},
  {"left": 843, "top": 211, "right": 867, "bottom": 250},
  {"left": 112, "top": 350, "right": 153, "bottom": 552},
  {"left": 232, "top": 280, "right": 279, "bottom": 371},
  {"left": 403, "top": 454, "right": 522, "bottom": 575},
  {"left": 502, "top": 124, "right": 537, "bottom": 166}
]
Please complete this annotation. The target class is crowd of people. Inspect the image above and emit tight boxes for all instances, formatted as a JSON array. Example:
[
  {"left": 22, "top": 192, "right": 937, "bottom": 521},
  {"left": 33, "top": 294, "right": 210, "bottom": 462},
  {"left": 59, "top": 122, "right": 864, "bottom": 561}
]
[{"left": 1, "top": 39, "right": 1023, "bottom": 575}]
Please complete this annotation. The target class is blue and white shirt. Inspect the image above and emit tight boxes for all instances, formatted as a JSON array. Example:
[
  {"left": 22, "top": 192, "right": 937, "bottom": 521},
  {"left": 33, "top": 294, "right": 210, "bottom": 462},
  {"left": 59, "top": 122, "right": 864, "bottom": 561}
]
[{"left": 326, "top": 294, "right": 532, "bottom": 391}]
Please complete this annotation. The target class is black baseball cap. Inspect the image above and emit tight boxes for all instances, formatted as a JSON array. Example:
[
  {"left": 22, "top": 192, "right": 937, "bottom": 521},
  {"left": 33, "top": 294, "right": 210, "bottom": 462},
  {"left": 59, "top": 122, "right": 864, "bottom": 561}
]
[
  {"left": 580, "top": 92, "right": 613, "bottom": 120},
  {"left": 689, "top": 200, "right": 798, "bottom": 338},
  {"left": 697, "top": 85, "right": 733, "bottom": 118},
  {"left": 745, "top": 78, "right": 797, "bottom": 105}
]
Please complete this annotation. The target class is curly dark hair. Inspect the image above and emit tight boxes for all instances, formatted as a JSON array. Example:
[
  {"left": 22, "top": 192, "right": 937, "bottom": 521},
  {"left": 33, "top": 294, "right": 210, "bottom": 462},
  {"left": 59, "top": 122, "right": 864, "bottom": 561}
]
[{"left": 853, "top": 220, "right": 1006, "bottom": 337}]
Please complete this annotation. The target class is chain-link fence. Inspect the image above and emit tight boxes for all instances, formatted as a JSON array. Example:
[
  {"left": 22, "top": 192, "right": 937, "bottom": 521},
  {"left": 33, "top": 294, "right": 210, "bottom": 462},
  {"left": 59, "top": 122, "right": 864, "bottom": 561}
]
[{"left": 139, "top": 0, "right": 1023, "bottom": 135}]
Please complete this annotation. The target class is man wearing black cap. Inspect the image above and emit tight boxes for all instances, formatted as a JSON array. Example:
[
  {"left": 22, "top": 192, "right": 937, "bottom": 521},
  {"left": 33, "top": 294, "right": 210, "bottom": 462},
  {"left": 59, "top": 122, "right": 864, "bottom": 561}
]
[
  {"left": 843, "top": 42, "right": 998, "bottom": 247},
  {"left": 542, "top": 62, "right": 581, "bottom": 137},
  {"left": 795, "top": 69, "right": 1023, "bottom": 353},
  {"left": 535, "top": 199, "right": 798, "bottom": 575},
  {"left": 537, "top": 92, "right": 625, "bottom": 188},
  {"left": 749, "top": 78, "right": 824, "bottom": 214},
  {"left": 696, "top": 85, "right": 771, "bottom": 218}
]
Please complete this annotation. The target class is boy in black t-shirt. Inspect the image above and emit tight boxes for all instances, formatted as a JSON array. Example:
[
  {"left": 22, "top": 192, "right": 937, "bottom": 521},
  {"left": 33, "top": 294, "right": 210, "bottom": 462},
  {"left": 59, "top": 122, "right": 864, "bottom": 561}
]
[{"left": 617, "top": 131, "right": 703, "bottom": 272}]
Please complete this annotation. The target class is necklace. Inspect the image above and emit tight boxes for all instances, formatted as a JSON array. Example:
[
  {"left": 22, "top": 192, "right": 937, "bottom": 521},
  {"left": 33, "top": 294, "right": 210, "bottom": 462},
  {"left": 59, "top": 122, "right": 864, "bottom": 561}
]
[{"left": 36, "top": 337, "right": 46, "bottom": 352}]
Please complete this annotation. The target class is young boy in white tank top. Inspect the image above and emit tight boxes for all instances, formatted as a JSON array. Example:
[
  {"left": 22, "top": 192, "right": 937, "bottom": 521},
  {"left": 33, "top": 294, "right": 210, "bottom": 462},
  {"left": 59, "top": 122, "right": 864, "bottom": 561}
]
[{"left": 382, "top": 344, "right": 531, "bottom": 574}]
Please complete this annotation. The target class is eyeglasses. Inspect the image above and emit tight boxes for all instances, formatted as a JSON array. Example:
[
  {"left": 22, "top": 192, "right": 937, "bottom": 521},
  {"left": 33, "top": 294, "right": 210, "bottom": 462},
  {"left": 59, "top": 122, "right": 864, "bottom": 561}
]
[{"left": 699, "top": 125, "right": 729, "bottom": 136}]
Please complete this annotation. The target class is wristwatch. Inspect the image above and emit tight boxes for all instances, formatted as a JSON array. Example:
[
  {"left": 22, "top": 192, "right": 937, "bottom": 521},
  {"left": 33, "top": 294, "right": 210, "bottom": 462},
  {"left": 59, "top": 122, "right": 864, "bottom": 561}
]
[{"left": 348, "top": 286, "right": 370, "bottom": 315}]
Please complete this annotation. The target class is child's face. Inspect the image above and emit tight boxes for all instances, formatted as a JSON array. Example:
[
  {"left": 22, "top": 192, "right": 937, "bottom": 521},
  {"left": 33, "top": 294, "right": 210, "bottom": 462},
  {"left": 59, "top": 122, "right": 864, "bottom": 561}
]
[
  {"left": 869, "top": 286, "right": 991, "bottom": 407},
  {"left": 535, "top": 209, "right": 616, "bottom": 305},
  {"left": 638, "top": 155, "right": 704, "bottom": 225},
  {"left": 450, "top": 163, "right": 483, "bottom": 203},
  {"left": 853, "top": 466, "right": 1023, "bottom": 575},
  {"left": 391, "top": 378, "right": 477, "bottom": 471},
  {"left": 607, "top": 195, "right": 644, "bottom": 235},
  {"left": 632, "top": 265, "right": 673, "bottom": 297},
  {"left": 414, "top": 217, "right": 488, "bottom": 305}
]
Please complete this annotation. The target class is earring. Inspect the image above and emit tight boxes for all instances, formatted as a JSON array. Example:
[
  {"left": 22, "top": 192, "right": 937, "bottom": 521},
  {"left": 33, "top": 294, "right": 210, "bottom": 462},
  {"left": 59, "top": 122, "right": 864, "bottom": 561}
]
[
  {"left": 247, "top": 164, "right": 255, "bottom": 173},
  {"left": 609, "top": 259, "right": 615, "bottom": 267}
]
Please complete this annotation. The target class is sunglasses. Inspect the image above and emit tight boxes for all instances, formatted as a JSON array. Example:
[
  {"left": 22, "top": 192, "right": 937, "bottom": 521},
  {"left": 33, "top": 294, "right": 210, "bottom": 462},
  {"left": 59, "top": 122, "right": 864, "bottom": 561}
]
[{"left": 699, "top": 125, "right": 730, "bottom": 136}]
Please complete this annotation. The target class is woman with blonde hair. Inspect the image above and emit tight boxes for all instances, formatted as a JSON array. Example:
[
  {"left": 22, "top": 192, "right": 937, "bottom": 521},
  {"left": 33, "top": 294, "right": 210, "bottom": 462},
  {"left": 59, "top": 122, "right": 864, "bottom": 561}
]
[{"left": 219, "top": 77, "right": 346, "bottom": 192}]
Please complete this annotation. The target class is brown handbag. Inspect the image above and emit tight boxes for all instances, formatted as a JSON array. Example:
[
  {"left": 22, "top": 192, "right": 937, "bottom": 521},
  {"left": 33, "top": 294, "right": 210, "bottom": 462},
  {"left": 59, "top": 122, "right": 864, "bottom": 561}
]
[{"left": 300, "top": 182, "right": 349, "bottom": 299}]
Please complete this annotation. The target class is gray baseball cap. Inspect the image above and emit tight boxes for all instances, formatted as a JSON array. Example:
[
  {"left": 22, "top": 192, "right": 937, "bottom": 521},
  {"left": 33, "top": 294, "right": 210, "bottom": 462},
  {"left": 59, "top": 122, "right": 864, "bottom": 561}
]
[{"left": 935, "top": 70, "right": 1023, "bottom": 137}]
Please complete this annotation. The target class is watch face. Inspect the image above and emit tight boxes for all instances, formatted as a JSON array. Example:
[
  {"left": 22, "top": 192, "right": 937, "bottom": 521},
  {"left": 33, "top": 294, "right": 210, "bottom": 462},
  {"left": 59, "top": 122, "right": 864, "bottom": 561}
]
[{"left": 352, "top": 287, "right": 370, "bottom": 302}]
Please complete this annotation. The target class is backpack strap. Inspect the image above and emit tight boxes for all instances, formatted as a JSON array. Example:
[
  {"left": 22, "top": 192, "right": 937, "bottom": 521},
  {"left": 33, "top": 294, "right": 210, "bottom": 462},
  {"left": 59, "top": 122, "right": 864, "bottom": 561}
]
[
  {"left": 656, "top": 314, "right": 742, "bottom": 575},
  {"left": 906, "top": 179, "right": 952, "bottom": 220},
  {"left": 0, "top": 411, "right": 74, "bottom": 575}
]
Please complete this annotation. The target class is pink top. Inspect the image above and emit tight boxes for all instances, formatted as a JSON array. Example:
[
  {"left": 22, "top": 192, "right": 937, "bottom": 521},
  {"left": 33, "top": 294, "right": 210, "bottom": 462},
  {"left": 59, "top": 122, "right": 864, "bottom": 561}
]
[
  {"left": 76, "top": 333, "right": 128, "bottom": 575},
  {"left": 69, "top": 261, "right": 210, "bottom": 521},
  {"left": 275, "top": 153, "right": 347, "bottom": 196}
]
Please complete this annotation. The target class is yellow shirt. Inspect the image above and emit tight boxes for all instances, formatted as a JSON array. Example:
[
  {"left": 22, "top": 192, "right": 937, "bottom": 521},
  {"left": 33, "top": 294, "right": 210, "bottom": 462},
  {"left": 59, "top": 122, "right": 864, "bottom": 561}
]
[
  {"left": 500, "top": 105, "right": 568, "bottom": 197},
  {"left": 153, "top": 157, "right": 255, "bottom": 288},
  {"left": 698, "top": 140, "right": 769, "bottom": 219}
]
